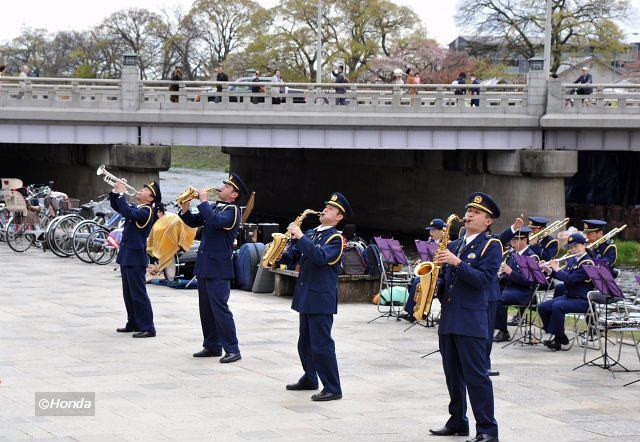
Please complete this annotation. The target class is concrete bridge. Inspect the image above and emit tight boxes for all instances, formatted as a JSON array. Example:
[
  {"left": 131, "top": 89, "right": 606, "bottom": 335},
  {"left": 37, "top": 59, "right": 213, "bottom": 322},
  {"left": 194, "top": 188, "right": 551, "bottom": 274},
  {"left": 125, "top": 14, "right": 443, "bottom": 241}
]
[{"left": 1, "top": 62, "right": 639, "bottom": 233}]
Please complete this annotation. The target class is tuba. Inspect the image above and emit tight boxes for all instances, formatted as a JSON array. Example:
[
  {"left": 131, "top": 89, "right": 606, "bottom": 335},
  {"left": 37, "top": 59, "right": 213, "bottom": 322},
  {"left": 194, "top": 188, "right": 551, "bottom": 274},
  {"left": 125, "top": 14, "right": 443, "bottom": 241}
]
[
  {"left": 413, "top": 214, "right": 463, "bottom": 321},
  {"left": 176, "top": 186, "right": 220, "bottom": 205},
  {"left": 96, "top": 164, "right": 137, "bottom": 196},
  {"left": 261, "top": 209, "right": 321, "bottom": 269}
]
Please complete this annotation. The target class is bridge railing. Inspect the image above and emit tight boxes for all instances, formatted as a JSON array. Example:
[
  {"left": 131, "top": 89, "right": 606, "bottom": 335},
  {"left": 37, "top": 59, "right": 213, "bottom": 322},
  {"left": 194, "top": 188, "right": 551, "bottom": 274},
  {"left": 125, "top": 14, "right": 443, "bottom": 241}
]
[
  {"left": 0, "top": 77, "right": 121, "bottom": 108},
  {"left": 560, "top": 83, "right": 640, "bottom": 114},
  {"left": 140, "top": 80, "right": 528, "bottom": 113}
]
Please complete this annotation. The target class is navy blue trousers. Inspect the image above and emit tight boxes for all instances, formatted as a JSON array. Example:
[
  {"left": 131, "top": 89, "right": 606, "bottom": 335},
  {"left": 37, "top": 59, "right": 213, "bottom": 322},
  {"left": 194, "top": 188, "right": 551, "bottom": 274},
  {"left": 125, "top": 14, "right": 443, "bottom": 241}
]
[
  {"left": 297, "top": 313, "right": 342, "bottom": 395},
  {"left": 538, "top": 295, "right": 588, "bottom": 336},
  {"left": 120, "top": 266, "right": 155, "bottom": 333},
  {"left": 403, "top": 277, "right": 419, "bottom": 314},
  {"left": 495, "top": 287, "right": 533, "bottom": 332},
  {"left": 198, "top": 278, "right": 239, "bottom": 353},
  {"left": 486, "top": 300, "right": 497, "bottom": 369},
  {"left": 553, "top": 282, "right": 567, "bottom": 298},
  {"left": 439, "top": 333, "right": 498, "bottom": 437}
]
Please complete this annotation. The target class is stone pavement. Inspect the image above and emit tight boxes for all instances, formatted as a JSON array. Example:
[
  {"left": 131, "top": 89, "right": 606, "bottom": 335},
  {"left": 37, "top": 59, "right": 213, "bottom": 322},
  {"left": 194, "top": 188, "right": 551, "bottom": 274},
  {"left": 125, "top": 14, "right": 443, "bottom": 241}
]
[{"left": 1, "top": 245, "right": 640, "bottom": 441}]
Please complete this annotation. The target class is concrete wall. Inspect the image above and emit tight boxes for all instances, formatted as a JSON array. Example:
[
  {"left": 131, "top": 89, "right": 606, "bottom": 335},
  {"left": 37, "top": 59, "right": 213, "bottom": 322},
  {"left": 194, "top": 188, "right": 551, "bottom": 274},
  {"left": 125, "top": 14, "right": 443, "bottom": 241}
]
[
  {"left": 0, "top": 144, "right": 171, "bottom": 203},
  {"left": 229, "top": 148, "right": 575, "bottom": 234}
]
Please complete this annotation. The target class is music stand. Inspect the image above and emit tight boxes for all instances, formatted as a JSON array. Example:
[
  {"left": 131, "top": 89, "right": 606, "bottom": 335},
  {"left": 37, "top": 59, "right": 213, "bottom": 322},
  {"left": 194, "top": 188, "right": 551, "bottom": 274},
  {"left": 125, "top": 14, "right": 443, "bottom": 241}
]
[
  {"left": 574, "top": 265, "right": 626, "bottom": 372},
  {"left": 368, "top": 237, "right": 410, "bottom": 323},
  {"left": 415, "top": 240, "right": 437, "bottom": 262},
  {"left": 501, "top": 254, "right": 547, "bottom": 347}
]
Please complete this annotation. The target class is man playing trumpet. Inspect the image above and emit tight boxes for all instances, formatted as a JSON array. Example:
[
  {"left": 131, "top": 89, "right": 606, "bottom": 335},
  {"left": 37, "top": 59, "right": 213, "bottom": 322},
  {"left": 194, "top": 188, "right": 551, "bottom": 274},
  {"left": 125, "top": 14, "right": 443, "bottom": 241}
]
[
  {"left": 110, "top": 179, "right": 161, "bottom": 338},
  {"left": 538, "top": 233, "right": 594, "bottom": 351},
  {"left": 178, "top": 173, "right": 249, "bottom": 363}
]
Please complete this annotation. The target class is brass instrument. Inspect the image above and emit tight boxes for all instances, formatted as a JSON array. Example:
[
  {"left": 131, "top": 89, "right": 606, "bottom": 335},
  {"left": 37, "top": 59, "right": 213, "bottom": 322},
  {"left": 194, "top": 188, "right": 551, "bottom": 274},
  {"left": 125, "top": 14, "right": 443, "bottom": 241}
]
[
  {"left": 176, "top": 186, "right": 220, "bottom": 205},
  {"left": 529, "top": 218, "right": 570, "bottom": 243},
  {"left": 549, "top": 224, "right": 627, "bottom": 264},
  {"left": 413, "top": 214, "right": 463, "bottom": 321},
  {"left": 96, "top": 164, "right": 137, "bottom": 196},
  {"left": 261, "top": 209, "right": 321, "bottom": 269}
]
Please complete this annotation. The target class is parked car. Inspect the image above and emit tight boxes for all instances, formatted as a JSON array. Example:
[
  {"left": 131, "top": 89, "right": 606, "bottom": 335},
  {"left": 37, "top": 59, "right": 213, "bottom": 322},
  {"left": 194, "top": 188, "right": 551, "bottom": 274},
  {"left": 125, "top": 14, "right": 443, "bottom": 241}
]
[{"left": 227, "top": 76, "right": 306, "bottom": 103}]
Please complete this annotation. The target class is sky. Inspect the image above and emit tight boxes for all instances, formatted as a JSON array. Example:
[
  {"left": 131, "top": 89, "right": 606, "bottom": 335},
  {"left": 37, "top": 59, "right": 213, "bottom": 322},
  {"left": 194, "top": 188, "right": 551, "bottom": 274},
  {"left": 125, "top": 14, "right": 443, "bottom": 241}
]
[{"left": 1, "top": 0, "right": 639, "bottom": 46}]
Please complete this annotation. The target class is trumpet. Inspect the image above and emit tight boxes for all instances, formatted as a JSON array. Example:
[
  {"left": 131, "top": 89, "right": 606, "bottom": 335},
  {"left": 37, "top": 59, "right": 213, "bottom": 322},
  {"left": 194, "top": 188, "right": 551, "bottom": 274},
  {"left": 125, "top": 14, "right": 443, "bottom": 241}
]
[
  {"left": 176, "top": 186, "right": 220, "bottom": 205},
  {"left": 549, "top": 224, "right": 627, "bottom": 265},
  {"left": 96, "top": 164, "right": 137, "bottom": 196}
]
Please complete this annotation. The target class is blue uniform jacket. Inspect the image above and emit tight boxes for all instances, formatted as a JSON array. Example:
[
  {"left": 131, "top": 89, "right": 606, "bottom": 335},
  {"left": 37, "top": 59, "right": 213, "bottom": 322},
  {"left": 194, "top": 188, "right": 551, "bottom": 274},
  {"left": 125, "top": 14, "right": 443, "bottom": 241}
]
[
  {"left": 591, "top": 241, "right": 617, "bottom": 269},
  {"left": 109, "top": 192, "right": 154, "bottom": 267},
  {"left": 531, "top": 236, "right": 559, "bottom": 262},
  {"left": 484, "top": 226, "right": 519, "bottom": 302},
  {"left": 437, "top": 232, "right": 503, "bottom": 338},
  {"left": 550, "top": 254, "right": 594, "bottom": 299},
  {"left": 178, "top": 202, "right": 239, "bottom": 279},
  {"left": 499, "top": 247, "right": 538, "bottom": 293},
  {"left": 280, "top": 227, "right": 344, "bottom": 315}
]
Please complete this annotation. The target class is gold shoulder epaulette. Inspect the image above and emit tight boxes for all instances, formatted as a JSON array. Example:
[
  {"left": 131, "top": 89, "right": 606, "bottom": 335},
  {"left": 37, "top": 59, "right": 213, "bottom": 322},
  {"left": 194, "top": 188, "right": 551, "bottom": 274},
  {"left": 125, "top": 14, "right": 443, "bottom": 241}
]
[
  {"left": 136, "top": 206, "right": 153, "bottom": 229},
  {"left": 481, "top": 237, "right": 503, "bottom": 257}
]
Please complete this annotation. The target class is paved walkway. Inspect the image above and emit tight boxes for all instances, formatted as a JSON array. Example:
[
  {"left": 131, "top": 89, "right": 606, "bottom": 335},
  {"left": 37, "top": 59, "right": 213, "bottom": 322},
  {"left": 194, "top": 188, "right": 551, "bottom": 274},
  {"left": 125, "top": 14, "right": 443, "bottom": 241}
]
[{"left": 1, "top": 245, "right": 640, "bottom": 441}]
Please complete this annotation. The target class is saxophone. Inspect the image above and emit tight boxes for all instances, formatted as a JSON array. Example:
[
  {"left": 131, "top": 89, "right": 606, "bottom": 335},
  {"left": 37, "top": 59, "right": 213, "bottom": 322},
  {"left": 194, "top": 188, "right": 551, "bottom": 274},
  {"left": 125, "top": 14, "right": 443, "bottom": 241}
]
[
  {"left": 261, "top": 209, "right": 322, "bottom": 269},
  {"left": 413, "top": 214, "right": 463, "bottom": 321}
]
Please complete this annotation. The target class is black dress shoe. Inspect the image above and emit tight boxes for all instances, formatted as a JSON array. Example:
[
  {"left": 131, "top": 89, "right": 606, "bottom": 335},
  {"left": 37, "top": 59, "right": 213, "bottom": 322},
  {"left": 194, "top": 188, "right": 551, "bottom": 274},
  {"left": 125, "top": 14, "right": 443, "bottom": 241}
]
[
  {"left": 493, "top": 331, "right": 510, "bottom": 342},
  {"left": 220, "top": 352, "right": 241, "bottom": 363},
  {"left": 311, "top": 391, "right": 342, "bottom": 401},
  {"left": 398, "top": 313, "right": 416, "bottom": 323},
  {"left": 488, "top": 369, "right": 500, "bottom": 377},
  {"left": 132, "top": 331, "right": 156, "bottom": 338},
  {"left": 116, "top": 327, "right": 136, "bottom": 333},
  {"left": 193, "top": 348, "right": 222, "bottom": 358},
  {"left": 543, "top": 339, "right": 561, "bottom": 351},
  {"left": 286, "top": 381, "right": 319, "bottom": 391},
  {"left": 466, "top": 433, "right": 499, "bottom": 442},
  {"left": 429, "top": 426, "right": 470, "bottom": 436}
]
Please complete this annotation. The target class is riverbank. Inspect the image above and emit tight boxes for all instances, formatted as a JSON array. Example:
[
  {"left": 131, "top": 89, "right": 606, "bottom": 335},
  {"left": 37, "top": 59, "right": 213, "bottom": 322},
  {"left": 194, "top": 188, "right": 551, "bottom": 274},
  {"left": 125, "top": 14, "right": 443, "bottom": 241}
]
[{"left": 171, "top": 146, "right": 229, "bottom": 171}]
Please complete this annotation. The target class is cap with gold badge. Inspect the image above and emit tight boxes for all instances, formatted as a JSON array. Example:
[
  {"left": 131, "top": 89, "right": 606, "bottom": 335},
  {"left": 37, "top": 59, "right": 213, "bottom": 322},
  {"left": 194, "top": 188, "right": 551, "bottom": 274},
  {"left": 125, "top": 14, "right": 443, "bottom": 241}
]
[
  {"left": 465, "top": 192, "right": 500, "bottom": 219},
  {"left": 325, "top": 192, "right": 353, "bottom": 219}
]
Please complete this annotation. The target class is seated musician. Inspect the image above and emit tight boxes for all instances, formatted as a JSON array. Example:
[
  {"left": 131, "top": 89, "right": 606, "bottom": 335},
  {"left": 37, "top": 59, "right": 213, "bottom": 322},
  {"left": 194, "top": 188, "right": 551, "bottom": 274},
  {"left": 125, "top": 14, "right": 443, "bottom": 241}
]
[
  {"left": 583, "top": 219, "right": 617, "bottom": 271},
  {"left": 538, "top": 233, "right": 594, "bottom": 351},
  {"left": 399, "top": 218, "right": 445, "bottom": 323},
  {"left": 528, "top": 216, "right": 559, "bottom": 261},
  {"left": 493, "top": 227, "right": 538, "bottom": 342}
]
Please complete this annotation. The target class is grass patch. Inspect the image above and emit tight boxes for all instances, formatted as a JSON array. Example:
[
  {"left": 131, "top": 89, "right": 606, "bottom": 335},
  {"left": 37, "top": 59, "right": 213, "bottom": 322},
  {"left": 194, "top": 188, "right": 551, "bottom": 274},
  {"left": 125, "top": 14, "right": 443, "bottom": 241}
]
[
  {"left": 171, "top": 146, "right": 230, "bottom": 171},
  {"left": 615, "top": 240, "right": 640, "bottom": 266}
]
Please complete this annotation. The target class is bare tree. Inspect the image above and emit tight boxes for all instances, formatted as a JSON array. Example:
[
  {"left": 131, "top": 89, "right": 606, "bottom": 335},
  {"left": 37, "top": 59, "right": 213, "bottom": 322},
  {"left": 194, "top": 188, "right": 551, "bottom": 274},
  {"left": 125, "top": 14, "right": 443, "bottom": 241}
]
[
  {"left": 98, "top": 8, "right": 165, "bottom": 79},
  {"left": 191, "top": 0, "right": 264, "bottom": 71},
  {"left": 455, "top": 0, "right": 630, "bottom": 74}
]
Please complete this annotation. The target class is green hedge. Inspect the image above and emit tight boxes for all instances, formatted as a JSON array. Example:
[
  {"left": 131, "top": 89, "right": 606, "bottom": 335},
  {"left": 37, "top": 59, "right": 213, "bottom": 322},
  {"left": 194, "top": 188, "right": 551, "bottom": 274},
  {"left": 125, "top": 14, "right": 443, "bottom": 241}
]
[{"left": 615, "top": 240, "right": 640, "bottom": 266}]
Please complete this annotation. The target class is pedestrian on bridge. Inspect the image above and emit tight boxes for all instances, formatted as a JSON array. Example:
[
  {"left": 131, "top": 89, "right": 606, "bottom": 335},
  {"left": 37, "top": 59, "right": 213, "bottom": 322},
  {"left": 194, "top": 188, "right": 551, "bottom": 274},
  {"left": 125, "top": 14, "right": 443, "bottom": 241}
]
[{"left": 170, "top": 67, "right": 182, "bottom": 103}]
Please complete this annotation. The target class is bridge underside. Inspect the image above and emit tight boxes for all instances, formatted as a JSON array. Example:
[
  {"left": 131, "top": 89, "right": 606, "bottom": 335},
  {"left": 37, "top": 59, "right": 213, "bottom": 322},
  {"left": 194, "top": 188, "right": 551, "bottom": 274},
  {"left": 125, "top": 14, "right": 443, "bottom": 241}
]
[{"left": 229, "top": 148, "right": 576, "bottom": 234}]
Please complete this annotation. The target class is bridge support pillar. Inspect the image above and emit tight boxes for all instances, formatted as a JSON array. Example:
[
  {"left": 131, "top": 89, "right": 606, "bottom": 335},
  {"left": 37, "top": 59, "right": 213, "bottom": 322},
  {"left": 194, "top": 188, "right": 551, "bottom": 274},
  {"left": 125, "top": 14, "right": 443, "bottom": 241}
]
[
  {"left": 0, "top": 143, "right": 170, "bottom": 203},
  {"left": 229, "top": 148, "right": 577, "bottom": 234}
]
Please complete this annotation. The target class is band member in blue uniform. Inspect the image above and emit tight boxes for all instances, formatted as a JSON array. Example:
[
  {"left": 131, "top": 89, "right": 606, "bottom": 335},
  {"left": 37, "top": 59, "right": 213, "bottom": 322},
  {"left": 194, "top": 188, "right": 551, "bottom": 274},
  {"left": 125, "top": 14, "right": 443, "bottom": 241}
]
[
  {"left": 111, "top": 179, "right": 161, "bottom": 338},
  {"left": 280, "top": 192, "right": 351, "bottom": 402},
  {"left": 399, "top": 218, "right": 445, "bottom": 323},
  {"left": 429, "top": 192, "right": 501, "bottom": 442},
  {"left": 493, "top": 227, "right": 538, "bottom": 342},
  {"left": 538, "top": 233, "right": 594, "bottom": 351},
  {"left": 179, "top": 173, "right": 249, "bottom": 363},
  {"left": 583, "top": 219, "right": 617, "bottom": 270},
  {"left": 527, "top": 217, "right": 559, "bottom": 261},
  {"left": 485, "top": 214, "right": 525, "bottom": 377}
]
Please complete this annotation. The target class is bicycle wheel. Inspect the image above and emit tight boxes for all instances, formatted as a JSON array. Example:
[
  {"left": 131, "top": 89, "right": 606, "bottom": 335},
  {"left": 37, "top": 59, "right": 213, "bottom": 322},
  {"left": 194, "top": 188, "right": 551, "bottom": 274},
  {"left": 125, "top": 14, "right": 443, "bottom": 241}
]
[
  {"left": 46, "top": 216, "right": 67, "bottom": 257},
  {"left": 87, "top": 229, "right": 117, "bottom": 265},
  {"left": 72, "top": 220, "right": 105, "bottom": 263},
  {"left": 6, "top": 215, "right": 35, "bottom": 252},
  {"left": 50, "top": 215, "right": 83, "bottom": 257}
]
